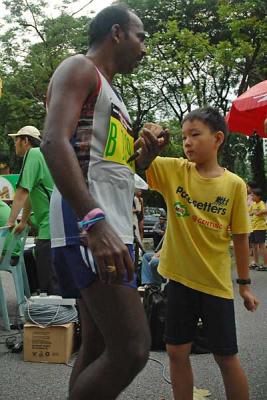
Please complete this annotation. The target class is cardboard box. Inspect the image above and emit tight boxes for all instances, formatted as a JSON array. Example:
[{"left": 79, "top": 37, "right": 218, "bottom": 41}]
[{"left": 24, "top": 322, "right": 74, "bottom": 364}]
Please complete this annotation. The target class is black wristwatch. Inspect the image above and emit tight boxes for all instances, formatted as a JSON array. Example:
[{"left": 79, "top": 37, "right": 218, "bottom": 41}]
[{"left": 236, "top": 278, "right": 251, "bottom": 285}]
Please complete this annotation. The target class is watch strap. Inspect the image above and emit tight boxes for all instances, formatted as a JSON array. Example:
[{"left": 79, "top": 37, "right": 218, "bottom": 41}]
[{"left": 236, "top": 278, "right": 251, "bottom": 285}]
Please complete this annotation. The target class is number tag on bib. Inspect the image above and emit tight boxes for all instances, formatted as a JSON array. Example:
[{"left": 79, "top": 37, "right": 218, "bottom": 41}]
[{"left": 104, "top": 104, "right": 135, "bottom": 172}]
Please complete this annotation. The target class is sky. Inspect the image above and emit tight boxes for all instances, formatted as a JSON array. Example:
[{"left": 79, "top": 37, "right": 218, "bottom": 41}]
[
  {"left": 0, "top": 0, "right": 113, "bottom": 32},
  {"left": 47, "top": 0, "right": 113, "bottom": 18}
]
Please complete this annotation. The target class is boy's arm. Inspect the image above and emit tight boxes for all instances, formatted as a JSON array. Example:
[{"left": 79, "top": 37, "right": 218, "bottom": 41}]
[{"left": 232, "top": 233, "right": 259, "bottom": 312}]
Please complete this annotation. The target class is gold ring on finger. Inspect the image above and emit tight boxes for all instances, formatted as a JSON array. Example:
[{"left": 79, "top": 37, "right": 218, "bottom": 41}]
[{"left": 106, "top": 265, "right": 116, "bottom": 273}]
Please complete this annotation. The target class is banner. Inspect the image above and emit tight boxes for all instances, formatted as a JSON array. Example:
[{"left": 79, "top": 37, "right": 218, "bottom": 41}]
[{"left": 0, "top": 174, "right": 19, "bottom": 201}]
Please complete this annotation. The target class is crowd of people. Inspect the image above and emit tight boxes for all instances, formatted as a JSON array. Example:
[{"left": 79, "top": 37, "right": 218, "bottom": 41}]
[{"left": 0, "top": 4, "right": 263, "bottom": 400}]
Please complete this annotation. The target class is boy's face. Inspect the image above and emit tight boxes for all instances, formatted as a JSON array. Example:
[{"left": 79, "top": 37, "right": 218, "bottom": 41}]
[
  {"left": 252, "top": 193, "right": 260, "bottom": 203},
  {"left": 182, "top": 119, "right": 224, "bottom": 164}
]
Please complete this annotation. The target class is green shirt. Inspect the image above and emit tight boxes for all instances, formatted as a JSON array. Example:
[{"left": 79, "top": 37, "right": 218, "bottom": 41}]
[
  {"left": 17, "top": 148, "right": 54, "bottom": 239},
  {"left": 0, "top": 200, "right": 20, "bottom": 257}
]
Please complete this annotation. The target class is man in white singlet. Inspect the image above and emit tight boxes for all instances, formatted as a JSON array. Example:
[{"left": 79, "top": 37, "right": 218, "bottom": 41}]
[{"left": 41, "top": 5, "right": 162, "bottom": 400}]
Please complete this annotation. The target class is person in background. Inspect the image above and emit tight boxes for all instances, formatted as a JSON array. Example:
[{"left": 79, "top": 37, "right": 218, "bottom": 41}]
[
  {"left": 7, "top": 125, "right": 58, "bottom": 294},
  {"left": 152, "top": 211, "right": 166, "bottom": 249},
  {"left": 246, "top": 181, "right": 257, "bottom": 257},
  {"left": 135, "top": 189, "right": 144, "bottom": 239},
  {"left": 41, "top": 5, "right": 150, "bottom": 400},
  {"left": 246, "top": 181, "right": 257, "bottom": 208},
  {"left": 0, "top": 200, "right": 21, "bottom": 263},
  {"left": 0, "top": 162, "right": 11, "bottom": 175},
  {"left": 141, "top": 249, "right": 164, "bottom": 287},
  {"left": 136, "top": 106, "right": 258, "bottom": 400},
  {"left": 249, "top": 188, "right": 267, "bottom": 271},
  {"left": 133, "top": 192, "right": 142, "bottom": 243}
]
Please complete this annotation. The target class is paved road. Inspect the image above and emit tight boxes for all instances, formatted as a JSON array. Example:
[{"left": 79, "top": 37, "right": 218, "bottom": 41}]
[{"left": 0, "top": 268, "right": 266, "bottom": 400}]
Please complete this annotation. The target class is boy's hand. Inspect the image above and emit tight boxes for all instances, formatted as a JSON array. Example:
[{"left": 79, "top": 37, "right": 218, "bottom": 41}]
[{"left": 239, "top": 286, "right": 259, "bottom": 311}]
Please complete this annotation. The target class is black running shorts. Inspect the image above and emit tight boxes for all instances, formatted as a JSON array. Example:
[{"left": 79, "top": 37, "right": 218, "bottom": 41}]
[{"left": 165, "top": 280, "right": 238, "bottom": 355}]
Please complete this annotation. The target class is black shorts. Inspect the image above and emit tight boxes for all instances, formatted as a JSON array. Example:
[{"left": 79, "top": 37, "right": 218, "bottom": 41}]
[
  {"left": 250, "top": 230, "right": 266, "bottom": 244},
  {"left": 165, "top": 280, "right": 238, "bottom": 355}
]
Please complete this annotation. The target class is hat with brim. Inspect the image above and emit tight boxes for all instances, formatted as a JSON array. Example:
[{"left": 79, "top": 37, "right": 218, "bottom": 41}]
[{"left": 8, "top": 126, "right": 41, "bottom": 141}]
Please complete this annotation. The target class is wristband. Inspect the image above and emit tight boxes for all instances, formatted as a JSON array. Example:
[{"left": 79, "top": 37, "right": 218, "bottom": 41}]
[
  {"left": 236, "top": 278, "right": 251, "bottom": 285},
  {"left": 78, "top": 208, "right": 105, "bottom": 232}
]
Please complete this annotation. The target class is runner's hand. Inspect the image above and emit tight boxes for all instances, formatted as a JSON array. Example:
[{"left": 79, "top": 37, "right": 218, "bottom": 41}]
[
  {"left": 135, "top": 127, "right": 169, "bottom": 170},
  {"left": 84, "top": 220, "right": 134, "bottom": 284},
  {"left": 140, "top": 127, "right": 169, "bottom": 157}
]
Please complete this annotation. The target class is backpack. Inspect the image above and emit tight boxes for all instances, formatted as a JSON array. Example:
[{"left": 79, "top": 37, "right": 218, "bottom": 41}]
[{"left": 143, "top": 285, "right": 167, "bottom": 350}]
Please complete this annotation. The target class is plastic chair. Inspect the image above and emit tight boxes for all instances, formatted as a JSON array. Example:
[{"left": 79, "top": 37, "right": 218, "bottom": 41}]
[{"left": 0, "top": 226, "right": 30, "bottom": 330}]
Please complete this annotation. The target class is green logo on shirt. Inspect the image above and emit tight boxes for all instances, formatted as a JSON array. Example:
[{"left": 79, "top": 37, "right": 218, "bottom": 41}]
[{"left": 174, "top": 201, "right": 190, "bottom": 217}]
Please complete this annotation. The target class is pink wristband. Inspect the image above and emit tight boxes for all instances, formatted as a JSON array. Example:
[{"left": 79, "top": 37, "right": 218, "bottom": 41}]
[
  {"left": 78, "top": 208, "right": 106, "bottom": 232},
  {"left": 82, "top": 208, "right": 105, "bottom": 222}
]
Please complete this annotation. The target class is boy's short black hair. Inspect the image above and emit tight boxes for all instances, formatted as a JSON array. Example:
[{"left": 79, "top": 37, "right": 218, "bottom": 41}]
[
  {"left": 181, "top": 107, "right": 228, "bottom": 136},
  {"left": 88, "top": 5, "right": 132, "bottom": 47},
  {"left": 252, "top": 188, "right": 263, "bottom": 198}
]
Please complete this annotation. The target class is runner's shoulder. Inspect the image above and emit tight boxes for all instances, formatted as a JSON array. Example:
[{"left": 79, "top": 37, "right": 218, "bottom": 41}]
[
  {"left": 54, "top": 54, "right": 97, "bottom": 84},
  {"left": 51, "top": 54, "right": 98, "bottom": 94}
]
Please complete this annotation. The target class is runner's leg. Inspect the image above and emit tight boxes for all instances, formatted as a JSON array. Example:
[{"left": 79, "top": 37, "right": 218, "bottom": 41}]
[
  {"left": 69, "top": 298, "right": 104, "bottom": 392},
  {"left": 69, "top": 279, "right": 151, "bottom": 400}
]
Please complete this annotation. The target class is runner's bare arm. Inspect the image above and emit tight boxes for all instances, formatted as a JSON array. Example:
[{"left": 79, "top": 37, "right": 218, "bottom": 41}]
[{"left": 42, "top": 55, "right": 99, "bottom": 217}]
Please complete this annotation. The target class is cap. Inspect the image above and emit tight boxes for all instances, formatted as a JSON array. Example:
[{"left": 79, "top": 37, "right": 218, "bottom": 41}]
[{"left": 8, "top": 126, "right": 41, "bottom": 141}]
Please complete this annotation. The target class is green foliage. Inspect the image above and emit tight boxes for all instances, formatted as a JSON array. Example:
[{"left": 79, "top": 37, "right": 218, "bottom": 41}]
[{"left": 0, "top": 0, "right": 89, "bottom": 169}]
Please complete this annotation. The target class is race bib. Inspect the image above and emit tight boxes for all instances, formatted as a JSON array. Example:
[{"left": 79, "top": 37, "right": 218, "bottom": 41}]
[{"left": 104, "top": 104, "right": 135, "bottom": 172}]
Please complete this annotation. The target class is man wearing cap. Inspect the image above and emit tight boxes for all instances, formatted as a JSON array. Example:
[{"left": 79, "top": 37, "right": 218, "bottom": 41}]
[
  {"left": 152, "top": 212, "right": 167, "bottom": 249},
  {"left": 7, "top": 125, "right": 58, "bottom": 294}
]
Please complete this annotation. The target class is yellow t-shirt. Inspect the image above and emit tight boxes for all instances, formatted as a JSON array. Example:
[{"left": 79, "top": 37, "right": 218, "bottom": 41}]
[
  {"left": 249, "top": 201, "right": 267, "bottom": 231},
  {"left": 146, "top": 157, "right": 250, "bottom": 299}
]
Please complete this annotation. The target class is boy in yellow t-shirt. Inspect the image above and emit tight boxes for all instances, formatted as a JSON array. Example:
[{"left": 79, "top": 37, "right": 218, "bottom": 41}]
[
  {"left": 136, "top": 107, "right": 259, "bottom": 400},
  {"left": 249, "top": 188, "right": 267, "bottom": 271}
]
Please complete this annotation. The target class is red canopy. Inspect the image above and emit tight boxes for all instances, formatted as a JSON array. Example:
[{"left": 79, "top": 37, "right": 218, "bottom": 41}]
[{"left": 226, "top": 80, "right": 267, "bottom": 137}]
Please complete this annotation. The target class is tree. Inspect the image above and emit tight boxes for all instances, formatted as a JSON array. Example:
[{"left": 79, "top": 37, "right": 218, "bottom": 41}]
[
  {"left": 0, "top": 0, "right": 89, "bottom": 170},
  {"left": 123, "top": 0, "right": 267, "bottom": 179}
]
